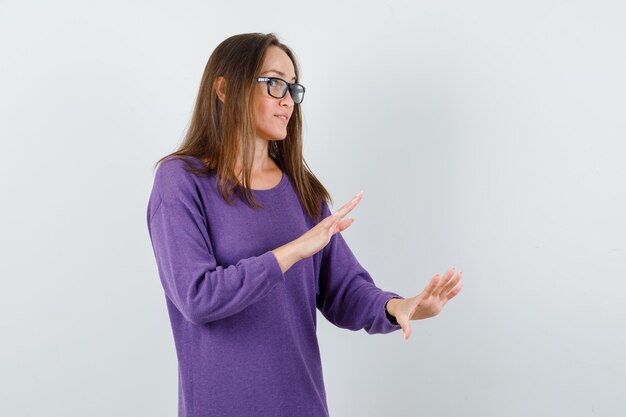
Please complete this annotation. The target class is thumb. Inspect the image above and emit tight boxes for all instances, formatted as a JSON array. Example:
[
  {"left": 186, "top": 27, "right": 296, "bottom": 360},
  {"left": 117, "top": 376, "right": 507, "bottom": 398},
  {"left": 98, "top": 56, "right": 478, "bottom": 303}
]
[{"left": 400, "top": 321, "right": 412, "bottom": 341}]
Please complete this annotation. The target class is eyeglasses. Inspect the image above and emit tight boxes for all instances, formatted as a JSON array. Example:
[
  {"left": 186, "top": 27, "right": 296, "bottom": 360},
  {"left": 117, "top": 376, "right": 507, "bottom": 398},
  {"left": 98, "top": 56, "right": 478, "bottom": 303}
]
[{"left": 256, "top": 77, "right": 306, "bottom": 104}]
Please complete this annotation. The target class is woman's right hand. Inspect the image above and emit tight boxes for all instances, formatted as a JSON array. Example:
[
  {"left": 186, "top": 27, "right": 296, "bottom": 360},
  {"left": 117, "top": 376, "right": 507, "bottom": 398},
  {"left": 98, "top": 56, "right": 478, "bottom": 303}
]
[{"left": 294, "top": 190, "right": 364, "bottom": 259}]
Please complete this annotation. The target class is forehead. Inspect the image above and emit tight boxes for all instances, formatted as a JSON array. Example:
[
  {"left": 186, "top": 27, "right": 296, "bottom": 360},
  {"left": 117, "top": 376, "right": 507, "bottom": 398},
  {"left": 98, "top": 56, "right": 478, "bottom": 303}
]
[{"left": 260, "top": 46, "right": 296, "bottom": 80}]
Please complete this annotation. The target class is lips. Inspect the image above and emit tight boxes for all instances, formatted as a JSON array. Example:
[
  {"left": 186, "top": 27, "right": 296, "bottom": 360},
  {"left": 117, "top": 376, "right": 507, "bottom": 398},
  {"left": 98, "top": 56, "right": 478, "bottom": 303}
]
[{"left": 275, "top": 114, "right": 289, "bottom": 124}]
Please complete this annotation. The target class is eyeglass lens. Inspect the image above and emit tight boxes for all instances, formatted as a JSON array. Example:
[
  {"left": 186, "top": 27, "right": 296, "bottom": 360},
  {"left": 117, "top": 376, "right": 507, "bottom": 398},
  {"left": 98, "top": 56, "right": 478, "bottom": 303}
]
[{"left": 268, "top": 79, "right": 304, "bottom": 103}]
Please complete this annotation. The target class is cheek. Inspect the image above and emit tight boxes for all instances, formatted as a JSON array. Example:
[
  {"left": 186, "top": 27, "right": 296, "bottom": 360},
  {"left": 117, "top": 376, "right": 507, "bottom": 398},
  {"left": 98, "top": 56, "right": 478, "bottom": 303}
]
[
  {"left": 255, "top": 101, "right": 275, "bottom": 125},
  {"left": 252, "top": 92, "right": 269, "bottom": 124}
]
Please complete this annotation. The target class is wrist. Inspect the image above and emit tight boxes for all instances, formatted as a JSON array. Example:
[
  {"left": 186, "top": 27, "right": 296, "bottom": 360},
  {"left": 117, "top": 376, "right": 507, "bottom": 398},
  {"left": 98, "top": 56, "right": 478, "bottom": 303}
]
[
  {"left": 289, "top": 238, "right": 307, "bottom": 261},
  {"left": 386, "top": 298, "right": 400, "bottom": 317},
  {"left": 385, "top": 298, "right": 401, "bottom": 325},
  {"left": 272, "top": 242, "right": 303, "bottom": 273}
]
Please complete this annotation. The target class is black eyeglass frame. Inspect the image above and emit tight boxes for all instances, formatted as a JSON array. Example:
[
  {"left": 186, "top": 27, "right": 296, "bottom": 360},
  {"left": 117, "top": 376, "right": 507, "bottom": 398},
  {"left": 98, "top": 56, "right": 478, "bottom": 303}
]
[{"left": 256, "top": 76, "right": 306, "bottom": 104}]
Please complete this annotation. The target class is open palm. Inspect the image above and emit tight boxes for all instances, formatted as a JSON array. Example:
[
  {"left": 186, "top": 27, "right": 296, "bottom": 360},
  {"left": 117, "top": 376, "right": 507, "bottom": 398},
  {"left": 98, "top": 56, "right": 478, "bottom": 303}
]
[{"left": 393, "top": 267, "right": 463, "bottom": 341}]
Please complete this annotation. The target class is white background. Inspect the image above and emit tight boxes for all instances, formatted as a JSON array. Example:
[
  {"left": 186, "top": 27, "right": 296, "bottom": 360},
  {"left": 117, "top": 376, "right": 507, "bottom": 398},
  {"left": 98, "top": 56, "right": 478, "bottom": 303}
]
[{"left": 1, "top": 1, "right": 625, "bottom": 416}]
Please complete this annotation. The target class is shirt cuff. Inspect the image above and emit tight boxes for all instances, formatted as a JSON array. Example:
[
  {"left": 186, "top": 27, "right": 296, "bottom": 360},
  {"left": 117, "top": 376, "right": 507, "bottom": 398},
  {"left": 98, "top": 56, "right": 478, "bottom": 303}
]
[
  {"left": 384, "top": 295, "right": 404, "bottom": 326},
  {"left": 261, "top": 250, "right": 287, "bottom": 284}
]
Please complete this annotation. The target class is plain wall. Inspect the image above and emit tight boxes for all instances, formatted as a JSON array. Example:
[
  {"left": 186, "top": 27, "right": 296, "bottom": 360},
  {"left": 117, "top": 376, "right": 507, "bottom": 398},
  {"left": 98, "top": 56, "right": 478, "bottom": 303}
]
[{"left": 1, "top": 1, "right": 624, "bottom": 416}]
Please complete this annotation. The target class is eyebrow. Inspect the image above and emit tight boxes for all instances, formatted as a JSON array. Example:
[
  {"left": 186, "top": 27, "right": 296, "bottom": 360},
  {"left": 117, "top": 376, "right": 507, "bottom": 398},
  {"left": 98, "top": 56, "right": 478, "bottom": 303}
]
[{"left": 261, "top": 69, "right": 297, "bottom": 82}]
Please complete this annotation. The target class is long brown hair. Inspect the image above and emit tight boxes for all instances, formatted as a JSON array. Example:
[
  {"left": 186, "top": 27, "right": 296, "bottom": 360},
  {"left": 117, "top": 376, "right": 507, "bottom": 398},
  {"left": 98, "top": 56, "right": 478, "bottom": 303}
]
[{"left": 153, "top": 32, "right": 331, "bottom": 222}]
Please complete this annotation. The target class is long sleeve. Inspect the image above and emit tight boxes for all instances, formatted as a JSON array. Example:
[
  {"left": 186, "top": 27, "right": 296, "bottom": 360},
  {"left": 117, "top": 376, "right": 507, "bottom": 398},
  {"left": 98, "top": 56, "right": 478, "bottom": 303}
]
[
  {"left": 315, "top": 201, "right": 405, "bottom": 334},
  {"left": 146, "top": 160, "right": 286, "bottom": 326}
]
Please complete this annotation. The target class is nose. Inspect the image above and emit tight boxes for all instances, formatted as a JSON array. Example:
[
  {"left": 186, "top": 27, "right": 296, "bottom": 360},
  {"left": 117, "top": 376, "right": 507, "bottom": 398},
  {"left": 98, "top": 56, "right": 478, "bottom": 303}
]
[{"left": 279, "top": 89, "right": 294, "bottom": 107}]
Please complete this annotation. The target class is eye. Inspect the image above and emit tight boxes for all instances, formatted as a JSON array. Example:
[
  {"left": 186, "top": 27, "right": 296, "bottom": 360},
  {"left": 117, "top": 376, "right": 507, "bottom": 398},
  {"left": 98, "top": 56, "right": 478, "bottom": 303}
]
[{"left": 268, "top": 79, "right": 278, "bottom": 87}]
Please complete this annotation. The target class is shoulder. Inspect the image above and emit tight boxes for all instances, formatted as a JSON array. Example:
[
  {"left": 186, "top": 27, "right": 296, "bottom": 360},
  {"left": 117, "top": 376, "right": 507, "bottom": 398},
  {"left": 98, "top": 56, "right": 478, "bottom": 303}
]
[
  {"left": 156, "top": 154, "right": 206, "bottom": 174},
  {"left": 154, "top": 155, "right": 208, "bottom": 202}
]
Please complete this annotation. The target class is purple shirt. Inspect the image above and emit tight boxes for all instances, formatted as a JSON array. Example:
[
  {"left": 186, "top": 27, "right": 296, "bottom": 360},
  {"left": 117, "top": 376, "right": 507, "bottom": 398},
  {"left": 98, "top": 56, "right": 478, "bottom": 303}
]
[{"left": 146, "top": 155, "right": 404, "bottom": 417}]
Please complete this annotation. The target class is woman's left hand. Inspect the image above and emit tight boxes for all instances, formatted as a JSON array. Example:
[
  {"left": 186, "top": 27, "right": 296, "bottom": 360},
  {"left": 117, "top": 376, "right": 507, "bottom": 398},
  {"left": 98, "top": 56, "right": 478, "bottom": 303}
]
[{"left": 388, "top": 267, "right": 463, "bottom": 341}]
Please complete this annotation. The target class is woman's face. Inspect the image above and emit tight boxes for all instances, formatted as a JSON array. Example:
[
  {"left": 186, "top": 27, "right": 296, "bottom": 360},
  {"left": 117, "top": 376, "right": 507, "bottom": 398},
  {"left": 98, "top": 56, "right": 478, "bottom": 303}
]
[{"left": 252, "top": 46, "right": 297, "bottom": 142}]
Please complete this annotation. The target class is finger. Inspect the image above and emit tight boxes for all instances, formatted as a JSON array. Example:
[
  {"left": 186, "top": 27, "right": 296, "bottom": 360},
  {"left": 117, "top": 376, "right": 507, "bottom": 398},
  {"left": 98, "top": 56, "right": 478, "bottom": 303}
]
[
  {"left": 326, "top": 211, "right": 341, "bottom": 224},
  {"left": 331, "top": 191, "right": 364, "bottom": 220},
  {"left": 439, "top": 271, "right": 462, "bottom": 298},
  {"left": 328, "top": 213, "right": 341, "bottom": 233},
  {"left": 335, "top": 218, "right": 355, "bottom": 233},
  {"left": 403, "top": 322, "right": 412, "bottom": 341},
  {"left": 326, "top": 211, "right": 343, "bottom": 230},
  {"left": 445, "top": 280, "right": 463, "bottom": 300},
  {"left": 421, "top": 274, "right": 440, "bottom": 298},
  {"left": 433, "top": 267, "right": 456, "bottom": 297},
  {"left": 338, "top": 194, "right": 362, "bottom": 217}
]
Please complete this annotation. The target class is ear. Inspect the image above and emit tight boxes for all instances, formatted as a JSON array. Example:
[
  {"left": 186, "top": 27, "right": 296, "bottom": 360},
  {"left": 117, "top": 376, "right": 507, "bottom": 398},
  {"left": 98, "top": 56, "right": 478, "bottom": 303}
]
[{"left": 214, "top": 76, "right": 227, "bottom": 103}]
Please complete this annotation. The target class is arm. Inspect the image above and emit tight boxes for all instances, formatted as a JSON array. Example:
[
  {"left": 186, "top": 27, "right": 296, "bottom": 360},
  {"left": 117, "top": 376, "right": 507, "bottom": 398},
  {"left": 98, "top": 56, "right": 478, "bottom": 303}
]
[
  {"left": 315, "top": 202, "right": 404, "bottom": 334},
  {"left": 147, "top": 159, "right": 286, "bottom": 325}
]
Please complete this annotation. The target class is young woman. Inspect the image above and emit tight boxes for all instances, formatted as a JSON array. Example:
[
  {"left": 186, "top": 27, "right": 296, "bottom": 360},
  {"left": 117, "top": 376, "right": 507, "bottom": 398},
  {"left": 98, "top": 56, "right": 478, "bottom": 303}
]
[{"left": 147, "top": 32, "right": 463, "bottom": 417}]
